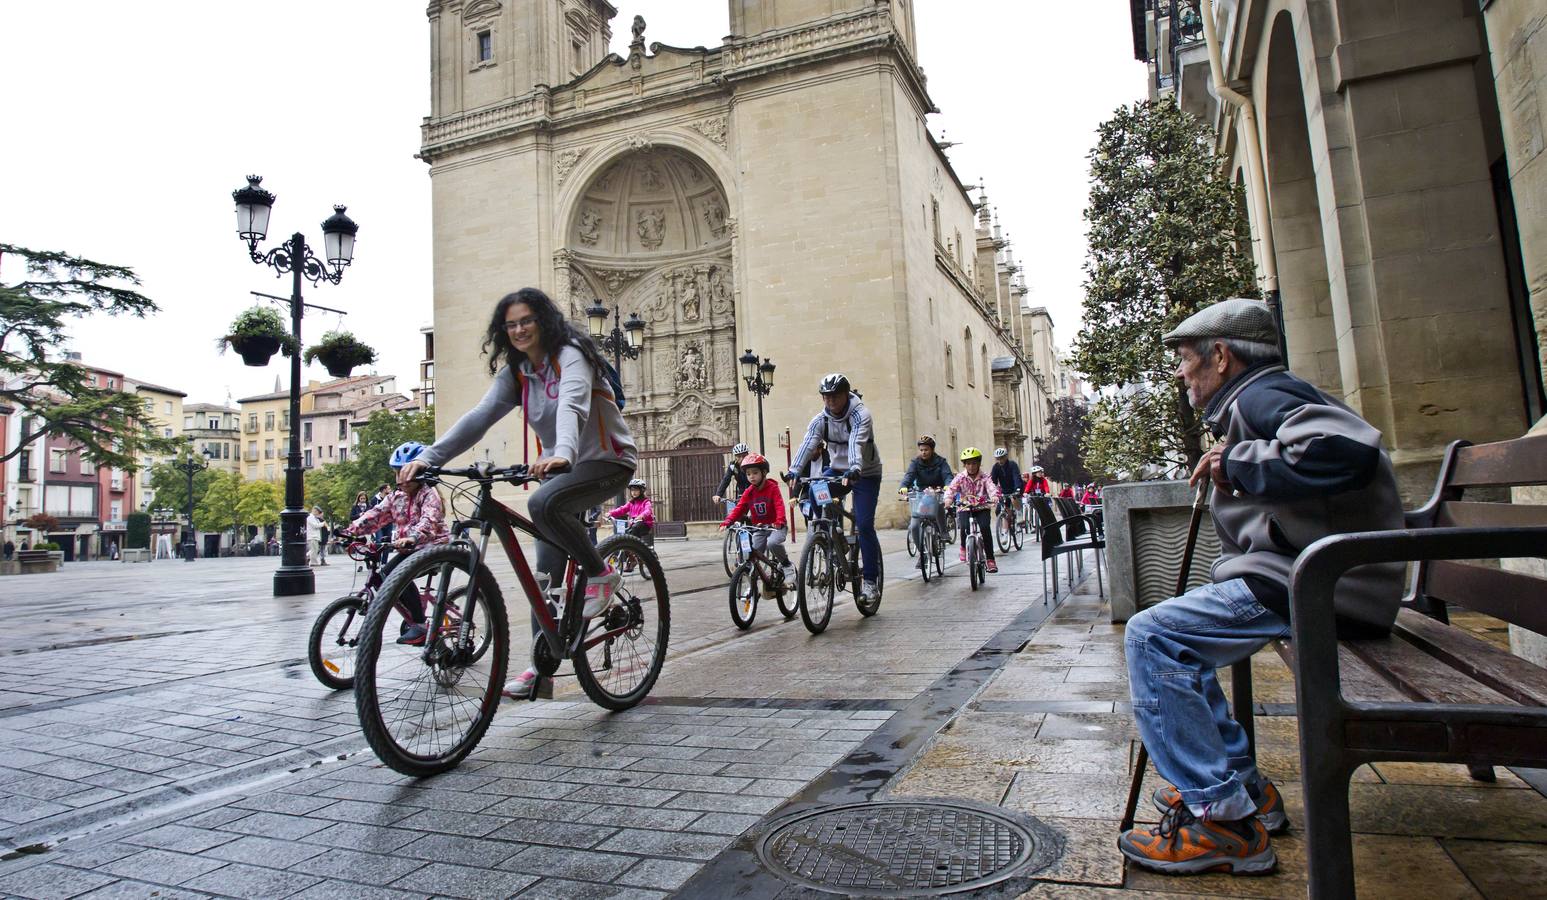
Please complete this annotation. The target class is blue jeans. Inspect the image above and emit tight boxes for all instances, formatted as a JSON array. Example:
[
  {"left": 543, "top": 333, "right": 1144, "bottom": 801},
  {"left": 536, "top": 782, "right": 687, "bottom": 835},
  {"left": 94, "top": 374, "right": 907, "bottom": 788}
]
[
  {"left": 1125, "top": 578, "right": 1289, "bottom": 820},
  {"left": 821, "top": 470, "right": 882, "bottom": 581}
]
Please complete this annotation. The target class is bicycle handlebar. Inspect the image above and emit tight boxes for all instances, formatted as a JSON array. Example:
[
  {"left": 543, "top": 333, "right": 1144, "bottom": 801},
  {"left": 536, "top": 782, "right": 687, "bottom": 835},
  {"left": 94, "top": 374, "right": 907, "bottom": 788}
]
[{"left": 420, "top": 462, "right": 538, "bottom": 486}]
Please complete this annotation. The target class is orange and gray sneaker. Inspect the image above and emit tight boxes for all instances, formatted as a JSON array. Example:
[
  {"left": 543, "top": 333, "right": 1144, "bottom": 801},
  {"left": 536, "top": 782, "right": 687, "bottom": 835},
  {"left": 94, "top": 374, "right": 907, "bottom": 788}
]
[
  {"left": 1152, "top": 779, "right": 1289, "bottom": 834},
  {"left": 1118, "top": 797, "right": 1277, "bottom": 876}
]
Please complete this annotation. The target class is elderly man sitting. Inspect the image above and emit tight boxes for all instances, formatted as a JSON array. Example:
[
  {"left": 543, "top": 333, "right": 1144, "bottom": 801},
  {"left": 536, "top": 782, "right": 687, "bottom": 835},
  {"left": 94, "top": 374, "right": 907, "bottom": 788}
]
[{"left": 1118, "top": 298, "right": 1405, "bottom": 876}]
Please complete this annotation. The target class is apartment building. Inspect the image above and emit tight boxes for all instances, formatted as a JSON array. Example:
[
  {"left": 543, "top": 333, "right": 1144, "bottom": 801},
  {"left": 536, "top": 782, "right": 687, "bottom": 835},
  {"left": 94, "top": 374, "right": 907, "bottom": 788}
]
[
  {"left": 129, "top": 379, "right": 187, "bottom": 512},
  {"left": 182, "top": 403, "right": 241, "bottom": 475}
]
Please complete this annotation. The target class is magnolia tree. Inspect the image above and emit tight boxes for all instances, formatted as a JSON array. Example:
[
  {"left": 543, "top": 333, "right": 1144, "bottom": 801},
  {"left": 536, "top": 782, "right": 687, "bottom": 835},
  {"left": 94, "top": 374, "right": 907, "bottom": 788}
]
[{"left": 1073, "top": 99, "right": 1259, "bottom": 477}]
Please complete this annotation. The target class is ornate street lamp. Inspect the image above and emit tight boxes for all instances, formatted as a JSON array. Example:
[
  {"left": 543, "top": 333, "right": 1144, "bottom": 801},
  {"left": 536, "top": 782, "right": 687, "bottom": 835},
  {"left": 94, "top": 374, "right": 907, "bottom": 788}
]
[
  {"left": 172, "top": 439, "right": 214, "bottom": 562},
  {"left": 584, "top": 299, "right": 646, "bottom": 501},
  {"left": 230, "top": 174, "right": 358, "bottom": 597},
  {"left": 739, "top": 349, "right": 775, "bottom": 454}
]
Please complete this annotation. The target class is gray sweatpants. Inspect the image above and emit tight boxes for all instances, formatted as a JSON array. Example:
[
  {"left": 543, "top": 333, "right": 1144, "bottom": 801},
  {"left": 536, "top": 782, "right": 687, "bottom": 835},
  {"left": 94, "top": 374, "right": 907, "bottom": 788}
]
[{"left": 527, "top": 459, "right": 634, "bottom": 637}]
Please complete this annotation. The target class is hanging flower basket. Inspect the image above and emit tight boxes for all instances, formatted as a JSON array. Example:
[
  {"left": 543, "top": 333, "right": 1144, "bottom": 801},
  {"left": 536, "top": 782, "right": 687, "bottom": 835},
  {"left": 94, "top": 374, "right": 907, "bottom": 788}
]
[
  {"left": 303, "top": 330, "right": 377, "bottom": 378},
  {"left": 218, "top": 307, "right": 296, "bottom": 367}
]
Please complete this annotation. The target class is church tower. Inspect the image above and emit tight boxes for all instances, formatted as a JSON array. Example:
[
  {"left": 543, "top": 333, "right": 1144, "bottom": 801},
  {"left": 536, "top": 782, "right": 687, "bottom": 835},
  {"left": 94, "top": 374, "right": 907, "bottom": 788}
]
[
  {"left": 427, "top": 0, "right": 616, "bottom": 119},
  {"left": 728, "top": 0, "right": 917, "bottom": 58}
]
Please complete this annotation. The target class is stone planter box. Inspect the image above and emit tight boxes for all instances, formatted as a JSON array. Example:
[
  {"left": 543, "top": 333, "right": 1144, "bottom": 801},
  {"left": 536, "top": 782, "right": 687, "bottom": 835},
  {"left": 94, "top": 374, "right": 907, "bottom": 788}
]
[
  {"left": 1104, "top": 479, "right": 1222, "bottom": 622},
  {"left": 120, "top": 548, "right": 152, "bottom": 563}
]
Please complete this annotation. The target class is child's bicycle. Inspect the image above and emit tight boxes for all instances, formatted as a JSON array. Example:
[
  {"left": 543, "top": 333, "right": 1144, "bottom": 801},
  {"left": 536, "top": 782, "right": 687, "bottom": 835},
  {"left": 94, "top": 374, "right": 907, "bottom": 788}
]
[
  {"left": 612, "top": 517, "right": 655, "bottom": 575},
  {"left": 306, "top": 539, "right": 486, "bottom": 691},
  {"left": 727, "top": 524, "right": 796, "bottom": 629},
  {"left": 951, "top": 503, "right": 992, "bottom": 591}
]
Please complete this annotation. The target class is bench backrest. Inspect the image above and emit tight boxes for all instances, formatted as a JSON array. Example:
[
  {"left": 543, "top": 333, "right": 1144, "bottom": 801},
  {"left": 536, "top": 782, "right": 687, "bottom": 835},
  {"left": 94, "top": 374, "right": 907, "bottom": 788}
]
[
  {"left": 1031, "top": 495, "right": 1085, "bottom": 560},
  {"left": 1053, "top": 497, "right": 1088, "bottom": 539},
  {"left": 1408, "top": 434, "right": 1547, "bottom": 636}
]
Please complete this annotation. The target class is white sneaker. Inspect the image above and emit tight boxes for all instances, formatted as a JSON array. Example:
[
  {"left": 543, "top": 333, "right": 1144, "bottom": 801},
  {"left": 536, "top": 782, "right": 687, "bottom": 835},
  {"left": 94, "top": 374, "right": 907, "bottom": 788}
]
[
  {"left": 582, "top": 568, "right": 622, "bottom": 618},
  {"left": 861, "top": 579, "right": 879, "bottom": 599}
]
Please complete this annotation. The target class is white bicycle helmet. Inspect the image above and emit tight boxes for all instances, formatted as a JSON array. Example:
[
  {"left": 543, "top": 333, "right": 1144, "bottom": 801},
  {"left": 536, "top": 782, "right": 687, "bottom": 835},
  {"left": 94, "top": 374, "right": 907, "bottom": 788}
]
[
  {"left": 731, "top": 443, "right": 749, "bottom": 456},
  {"left": 993, "top": 448, "right": 1008, "bottom": 458}
]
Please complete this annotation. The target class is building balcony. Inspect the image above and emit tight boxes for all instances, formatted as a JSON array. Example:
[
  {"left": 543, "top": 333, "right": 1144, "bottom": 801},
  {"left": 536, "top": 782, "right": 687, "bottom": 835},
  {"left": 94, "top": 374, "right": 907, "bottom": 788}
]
[
  {"left": 244, "top": 421, "right": 258, "bottom": 434},
  {"left": 16, "top": 468, "right": 35, "bottom": 483},
  {"left": 243, "top": 450, "right": 260, "bottom": 462}
]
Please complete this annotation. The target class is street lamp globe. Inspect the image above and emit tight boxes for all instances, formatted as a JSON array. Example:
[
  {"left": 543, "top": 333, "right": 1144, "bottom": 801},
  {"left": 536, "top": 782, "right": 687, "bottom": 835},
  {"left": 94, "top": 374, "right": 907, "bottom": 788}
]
[
  {"left": 320, "top": 205, "right": 359, "bottom": 268},
  {"left": 759, "top": 359, "right": 775, "bottom": 389},
  {"left": 232, "top": 175, "right": 275, "bottom": 246},
  {"left": 585, "top": 301, "right": 609, "bottom": 338},
  {"left": 739, "top": 349, "right": 758, "bottom": 382},
  {"left": 623, "top": 312, "right": 646, "bottom": 349}
]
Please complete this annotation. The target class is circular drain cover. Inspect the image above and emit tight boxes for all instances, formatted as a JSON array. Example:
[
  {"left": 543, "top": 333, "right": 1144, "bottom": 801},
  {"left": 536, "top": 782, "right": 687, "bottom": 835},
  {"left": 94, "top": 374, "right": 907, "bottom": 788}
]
[{"left": 756, "top": 800, "right": 1053, "bottom": 896}]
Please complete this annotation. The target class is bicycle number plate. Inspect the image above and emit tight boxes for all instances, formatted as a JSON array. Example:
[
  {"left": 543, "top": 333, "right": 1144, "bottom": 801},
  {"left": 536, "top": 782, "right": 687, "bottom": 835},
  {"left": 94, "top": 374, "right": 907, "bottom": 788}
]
[
  {"left": 738, "top": 531, "right": 754, "bottom": 554},
  {"left": 811, "top": 480, "right": 833, "bottom": 504},
  {"left": 614, "top": 519, "right": 627, "bottom": 534}
]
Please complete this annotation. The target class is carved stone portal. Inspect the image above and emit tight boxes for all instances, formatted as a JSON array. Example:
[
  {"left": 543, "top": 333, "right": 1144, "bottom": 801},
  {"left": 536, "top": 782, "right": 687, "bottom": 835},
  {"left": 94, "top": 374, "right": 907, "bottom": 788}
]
[
  {"left": 636, "top": 208, "right": 666, "bottom": 250},
  {"left": 578, "top": 207, "right": 602, "bottom": 246},
  {"left": 677, "top": 343, "right": 708, "bottom": 390}
]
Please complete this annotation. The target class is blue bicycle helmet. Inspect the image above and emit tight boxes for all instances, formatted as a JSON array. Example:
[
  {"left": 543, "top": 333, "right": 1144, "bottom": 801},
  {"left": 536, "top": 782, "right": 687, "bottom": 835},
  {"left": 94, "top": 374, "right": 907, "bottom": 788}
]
[{"left": 390, "top": 441, "right": 427, "bottom": 469}]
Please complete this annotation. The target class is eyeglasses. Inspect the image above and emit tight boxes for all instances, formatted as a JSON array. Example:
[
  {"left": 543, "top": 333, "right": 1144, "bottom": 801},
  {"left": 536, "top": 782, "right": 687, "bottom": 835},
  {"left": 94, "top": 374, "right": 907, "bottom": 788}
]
[{"left": 503, "top": 315, "right": 539, "bottom": 332}]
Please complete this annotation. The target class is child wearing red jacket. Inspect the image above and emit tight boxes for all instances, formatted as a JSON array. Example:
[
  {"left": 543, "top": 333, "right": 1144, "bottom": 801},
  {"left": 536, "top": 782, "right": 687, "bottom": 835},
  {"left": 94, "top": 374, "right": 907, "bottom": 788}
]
[{"left": 718, "top": 453, "right": 791, "bottom": 574}]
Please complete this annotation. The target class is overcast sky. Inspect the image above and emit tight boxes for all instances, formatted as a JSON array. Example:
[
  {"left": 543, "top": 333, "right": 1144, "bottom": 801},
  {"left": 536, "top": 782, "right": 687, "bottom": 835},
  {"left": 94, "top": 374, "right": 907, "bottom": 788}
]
[{"left": 1, "top": 2, "right": 1144, "bottom": 408}]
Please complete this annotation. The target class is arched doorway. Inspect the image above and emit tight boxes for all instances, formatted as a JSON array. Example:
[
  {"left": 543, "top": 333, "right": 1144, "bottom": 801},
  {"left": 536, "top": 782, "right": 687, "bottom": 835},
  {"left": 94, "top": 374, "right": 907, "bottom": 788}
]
[
  {"left": 1265, "top": 12, "right": 1341, "bottom": 397},
  {"left": 557, "top": 145, "right": 740, "bottom": 522}
]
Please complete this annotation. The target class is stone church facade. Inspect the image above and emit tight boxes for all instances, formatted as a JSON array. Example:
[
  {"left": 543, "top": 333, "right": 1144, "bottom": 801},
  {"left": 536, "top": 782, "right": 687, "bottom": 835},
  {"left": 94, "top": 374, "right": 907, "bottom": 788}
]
[{"left": 421, "top": 0, "right": 1057, "bottom": 523}]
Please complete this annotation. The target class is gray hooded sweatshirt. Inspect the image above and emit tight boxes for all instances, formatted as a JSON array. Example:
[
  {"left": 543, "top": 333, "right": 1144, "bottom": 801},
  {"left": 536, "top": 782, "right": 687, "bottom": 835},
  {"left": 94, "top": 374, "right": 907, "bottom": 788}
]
[
  {"left": 1204, "top": 364, "right": 1404, "bottom": 636},
  {"left": 421, "top": 344, "right": 637, "bottom": 471}
]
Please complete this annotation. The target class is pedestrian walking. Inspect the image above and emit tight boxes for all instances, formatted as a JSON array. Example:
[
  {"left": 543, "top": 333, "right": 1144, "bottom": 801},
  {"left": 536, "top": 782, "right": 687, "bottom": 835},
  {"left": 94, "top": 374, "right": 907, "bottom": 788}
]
[
  {"left": 3, "top": 539, "right": 13, "bottom": 561},
  {"left": 108, "top": 539, "right": 119, "bottom": 561},
  {"left": 306, "top": 506, "right": 325, "bottom": 565},
  {"left": 318, "top": 520, "right": 330, "bottom": 565},
  {"left": 1117, "top": 298, "right": 1404, "bottom": 877}
]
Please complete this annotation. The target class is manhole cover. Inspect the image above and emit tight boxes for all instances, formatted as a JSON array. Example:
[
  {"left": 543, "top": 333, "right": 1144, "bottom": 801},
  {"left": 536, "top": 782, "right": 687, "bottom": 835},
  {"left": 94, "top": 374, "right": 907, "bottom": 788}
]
[{"left": 756, "top": 800, "right": 1055, "bottom": 896}]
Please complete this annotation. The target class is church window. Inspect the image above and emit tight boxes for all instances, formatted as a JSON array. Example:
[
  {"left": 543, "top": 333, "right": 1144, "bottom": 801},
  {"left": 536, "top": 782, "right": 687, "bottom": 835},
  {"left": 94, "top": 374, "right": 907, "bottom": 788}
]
[
  {"left": 954, "top": 230, "right": 964, "bottom": 266},
  {"left": 477, "top": 30, "right": 493, "bottom": 63},
  {"left": 964, "top": 327, "right": 974, "bottom": 387},
  {"left": 573, "top": 39, "right": 584, "bottom": 74},
  {"left": 928, "top": 297, "right": 934, "bottom": 323},
  {"left": 945, "top": 343, "right": 954, "bottom": 388}
]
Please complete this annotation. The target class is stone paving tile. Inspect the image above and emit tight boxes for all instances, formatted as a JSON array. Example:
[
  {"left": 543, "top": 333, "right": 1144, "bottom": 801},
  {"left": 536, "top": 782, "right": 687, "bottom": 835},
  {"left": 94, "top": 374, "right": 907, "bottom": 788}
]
[
  {"left": 72, "top": 881, "right": 215, "bottom": 899},
  {"left": 393, "top": 808, "right": 516, "bottom": 838},
  {"left": 511, "top": 877, "right": 668, "bottom": 899},
  {"left": 298, "top": 822, "right": 420, "bottom": 854},
  {"left": 498, "top": 844, "right": 639, "bottom": 882},
  {"left": 123, "top": 822, "right": 240, "bottom": 854},
  {"left": 219, "top": 810, "right": 334, "bottom": 840},
  {"left": 288, "top": 881, "right": 427, "bottom": 900},
  {"left": 577, "top": 803, "right": 704, "bottom": 830},
  {"left": 393, "top": 832, "right": 524, "bottom": 868},
  {"left": 489, "top": 818, "right": 619, "bottom": 849},
  {"left": 595, "top": 828, "right": 733, "bottom": 860},
  {"left": 616, "top": 857, "right": 702, "bottom": 891},
  {"left": 683, "top": 811, "right": 762, "bottom": 835},
  {"left": 389, "top": 861, "right": 538, "bottom": 899},
  {"left": 0, "top": 862, "right": 118, "bottom": 900},
  {"left": 181, "top": 861, "right": 323, "bottom": 899},
  {"left": 99, "top": 848, "right": 229, "bottom": 885},
  {"left": 664, "top": 790, "right": 786, "bottom": 815},
  {"left": 307, "top": 798, "right": 420, "bottom": 826},
  {"left": 203, "top": 834, "right": 329, "bottom": 868},
  {"left": 291, "top": 846, "right": 428, "bottom": 886}
]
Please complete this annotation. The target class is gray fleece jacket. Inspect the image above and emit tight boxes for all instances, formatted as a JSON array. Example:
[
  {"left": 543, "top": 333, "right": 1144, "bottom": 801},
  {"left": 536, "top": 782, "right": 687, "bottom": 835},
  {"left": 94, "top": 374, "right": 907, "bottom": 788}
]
[
  {"left": 421, "top": 344, "right": 637, "bottom": 471},
  {"left": 1204, "top": 364, "right": 1404, "bottom": 636}
]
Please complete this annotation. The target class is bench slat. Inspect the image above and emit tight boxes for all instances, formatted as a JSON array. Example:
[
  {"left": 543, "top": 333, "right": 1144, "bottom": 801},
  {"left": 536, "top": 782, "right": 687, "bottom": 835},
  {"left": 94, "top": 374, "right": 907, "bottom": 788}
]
[
  {"left": 1344, "top": 630, "right": 1516, "bottom": 707},
  {"left": 1449, "top": 433, "right": 1547, "bottom": 487},
  {"left": 1436, "top": 501, "right": 1547, "bottom": 529},
  {"left": 1273, "top": 640, "right": 1405, "bottom": 703},
  {"left": 1424, "top": 561, "right": 1547, "bottom": 635},
  {"left": 1392, "top": 610, "right": 1547, "bottom": 707}
]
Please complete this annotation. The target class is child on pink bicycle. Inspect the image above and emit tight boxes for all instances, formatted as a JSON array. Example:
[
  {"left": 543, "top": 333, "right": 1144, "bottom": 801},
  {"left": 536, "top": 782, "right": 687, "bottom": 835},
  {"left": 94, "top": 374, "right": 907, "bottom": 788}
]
[
  {"left": 338, "top": 441, "right": 449, "bottom": 645},
  {"left": 607, "top": 479, "right": 655, "bottom": 540},
  {"left": 944, "top": 446, "right": 1000, "bottom": 573}
]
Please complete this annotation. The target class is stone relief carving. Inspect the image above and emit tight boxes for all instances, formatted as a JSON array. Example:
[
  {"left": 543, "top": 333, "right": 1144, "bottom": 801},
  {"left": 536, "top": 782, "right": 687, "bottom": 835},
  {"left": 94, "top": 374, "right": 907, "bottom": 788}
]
[
  {"left": 707, "top": 265, "right": 732, "bottom": 315},
  {"left": 555, "top": 148, "right": 586, "bottom": 185},
  {"left": 636, "top": 208, "right": 666, "bottom": 250},
  {"left": 673, "top": 395, "right": 708, "bottom": 429},
  {"left": 690, "top": 115, "right": 728, "bottom": 149},
  {"left": 680, "top": 276, "right": 701, "bottom": 321},
  {"left": 639, "top": 162, "right": 664, "bottom": 192},
  {"left": 593, "top": 166, "right": 614, "bottom": 192},
  {"left": 578, "top": 207, "right": 602, "bottom": 246},
  {"left": 702, "top": 198, "right": 728, "bottom": 239},
  {"left": 626, "top": 136, "right": 654, "bottom": 153},
  {"left": 676, "top": 343, "right": 708, "bottom": 390}
]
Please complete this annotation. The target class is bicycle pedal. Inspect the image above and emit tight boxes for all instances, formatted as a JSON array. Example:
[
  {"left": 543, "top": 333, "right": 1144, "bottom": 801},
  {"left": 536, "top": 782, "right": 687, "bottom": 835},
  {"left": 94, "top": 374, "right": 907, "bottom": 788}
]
[{"left": 531, "top": 676, "right": 554, "bottom": 701}]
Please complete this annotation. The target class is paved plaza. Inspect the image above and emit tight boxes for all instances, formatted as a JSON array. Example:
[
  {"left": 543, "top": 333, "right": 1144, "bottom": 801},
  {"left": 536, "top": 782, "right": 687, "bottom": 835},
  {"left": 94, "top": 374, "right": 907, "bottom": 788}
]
[{"left": 0, "top": 536, "right": 1543, "bottom": 898}]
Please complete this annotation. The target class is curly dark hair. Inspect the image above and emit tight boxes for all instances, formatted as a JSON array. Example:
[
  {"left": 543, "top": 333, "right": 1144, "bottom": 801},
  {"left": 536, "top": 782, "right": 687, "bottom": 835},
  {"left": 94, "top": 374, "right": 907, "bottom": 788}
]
[{"left": 482, "top": 287, "right": 612, "bottom": 381}]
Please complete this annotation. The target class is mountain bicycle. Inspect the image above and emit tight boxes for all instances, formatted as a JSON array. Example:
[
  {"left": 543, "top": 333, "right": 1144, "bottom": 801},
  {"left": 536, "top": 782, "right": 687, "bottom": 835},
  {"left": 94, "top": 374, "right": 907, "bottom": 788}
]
[
  {"left": 995, "top": 492, "right": 1024, "bottom": 553},
  {"left": 952, "top": 502, "right": 991, "bottom": 591},
  {"left": 790, "top": 476, "right": 883, "bottom": 634},
  {"left": 901, "top": 489, "right": 945, "bottom": 583},
  {"left": 726, "top": 524, "right": 796, "bottom": 629},
  {"left": 353, "top": 462, "right": 670, "bottom": 777},
  {"left": 306, "top": 539, "right": 485, "bottom": 691}
]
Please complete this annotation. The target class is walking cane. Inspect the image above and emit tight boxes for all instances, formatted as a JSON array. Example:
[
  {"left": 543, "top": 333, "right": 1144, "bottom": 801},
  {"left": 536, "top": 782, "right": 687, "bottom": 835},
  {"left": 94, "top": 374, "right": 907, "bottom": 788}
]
[{"left": 1119, "top": 478, "right": 1211, "bottom": 831}]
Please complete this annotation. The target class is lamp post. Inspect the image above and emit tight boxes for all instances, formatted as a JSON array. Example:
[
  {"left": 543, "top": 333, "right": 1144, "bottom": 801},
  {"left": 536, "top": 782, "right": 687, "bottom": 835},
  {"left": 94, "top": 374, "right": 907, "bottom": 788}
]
[
  {"left": 738, "top": 349, "right": 776, "bottom": 454},
  {"left": 230, "top": 175, "right": 358, "bottom": 596},
  {"left": 585, "top": 300, "right": 645, "bottom": 503},
  {"left": 172, "top": 440, "right": 214, "bottom": 562}
]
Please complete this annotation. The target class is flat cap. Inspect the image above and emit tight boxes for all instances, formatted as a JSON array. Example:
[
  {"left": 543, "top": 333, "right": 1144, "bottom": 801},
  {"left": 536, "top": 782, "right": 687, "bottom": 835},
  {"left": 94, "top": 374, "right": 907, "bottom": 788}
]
[{"left": 1162, "top": 298, "right": 1278, "bottom": 348}]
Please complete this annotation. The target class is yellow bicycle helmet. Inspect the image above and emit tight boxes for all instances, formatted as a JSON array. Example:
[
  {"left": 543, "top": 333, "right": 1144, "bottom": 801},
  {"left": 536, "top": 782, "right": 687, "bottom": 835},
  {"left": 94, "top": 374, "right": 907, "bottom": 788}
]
[{"left": 959, "top": 447, "right": 983, "bottom": 462}]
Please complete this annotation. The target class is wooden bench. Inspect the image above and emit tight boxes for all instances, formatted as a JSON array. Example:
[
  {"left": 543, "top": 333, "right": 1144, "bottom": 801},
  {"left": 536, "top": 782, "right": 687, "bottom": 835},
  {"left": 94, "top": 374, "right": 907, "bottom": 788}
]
[{"left": 1234, "top": 434, "right": 1547, "bottom": 898}]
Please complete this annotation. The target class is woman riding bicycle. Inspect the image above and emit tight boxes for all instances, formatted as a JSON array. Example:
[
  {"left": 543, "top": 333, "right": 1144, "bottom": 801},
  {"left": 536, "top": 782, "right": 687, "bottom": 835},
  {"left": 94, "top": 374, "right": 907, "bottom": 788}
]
[
  {"left": 945, "top": 447, "right": 1001, "bottom": 573},
  {"left": 337, "top": 441, "right": 450, "bottom": 645},
  {"left": 719, "top": 453, "right": 792, "bottom": 579},
  {"left": 395, "top": 287, "right": 638, "bottom": 700},
  {"left": 897, "top": 434, "right": 952, "bottom": 549}
]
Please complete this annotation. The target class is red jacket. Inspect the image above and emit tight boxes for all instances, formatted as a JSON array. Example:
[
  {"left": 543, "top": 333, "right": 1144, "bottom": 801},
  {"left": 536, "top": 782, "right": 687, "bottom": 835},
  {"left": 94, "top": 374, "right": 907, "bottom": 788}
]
[
  {"left": 1059, "top": 486, "right": 1075, "bottom": 498},
  {"left": 722, "top": 479, "right": 787, "bottom": 528},
  {"left": 1024, "top": 474, "right": 1051, "bottom": 495}
]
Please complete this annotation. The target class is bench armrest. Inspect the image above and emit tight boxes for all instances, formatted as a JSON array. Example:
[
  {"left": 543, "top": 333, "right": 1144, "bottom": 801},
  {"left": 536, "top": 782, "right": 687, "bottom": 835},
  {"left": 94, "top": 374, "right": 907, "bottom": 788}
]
[{"left": 1287, "top": 526, "right": 1547, "bottom": 713}]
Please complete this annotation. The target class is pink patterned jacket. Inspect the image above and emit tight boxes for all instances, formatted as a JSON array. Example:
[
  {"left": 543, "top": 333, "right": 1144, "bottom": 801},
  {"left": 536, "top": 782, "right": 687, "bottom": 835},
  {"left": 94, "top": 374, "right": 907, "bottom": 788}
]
[{"left": 347, "top": 487, "right": 449, "bottom": 546}]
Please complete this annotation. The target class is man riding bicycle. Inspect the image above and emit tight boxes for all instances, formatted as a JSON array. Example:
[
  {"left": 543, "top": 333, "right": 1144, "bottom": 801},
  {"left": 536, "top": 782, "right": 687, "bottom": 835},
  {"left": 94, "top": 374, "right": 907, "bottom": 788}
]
[
  {"left": 712, "top": 443, "right": 752, "bottom": 508},
  {"left": 989, "top": 447, "right": 1023, "bottom": 531},
  {"left": 898, "top": 434, "right": 953, "bottom": 549},
  {"left": 785, "top": 373, "right": 884, "bottom": 601}
]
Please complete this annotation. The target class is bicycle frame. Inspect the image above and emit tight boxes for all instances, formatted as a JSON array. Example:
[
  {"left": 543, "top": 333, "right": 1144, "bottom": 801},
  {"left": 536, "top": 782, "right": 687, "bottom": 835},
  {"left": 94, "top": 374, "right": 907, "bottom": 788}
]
[{"left": 732, "top": 524, "right": 781, "bottom": 587}]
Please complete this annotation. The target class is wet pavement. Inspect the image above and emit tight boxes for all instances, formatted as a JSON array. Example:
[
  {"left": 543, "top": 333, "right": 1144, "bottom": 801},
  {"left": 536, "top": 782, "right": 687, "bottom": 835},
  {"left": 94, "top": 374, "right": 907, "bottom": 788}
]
[{"left": 0, "top": 529, "right": 1088, "bottom": 898}]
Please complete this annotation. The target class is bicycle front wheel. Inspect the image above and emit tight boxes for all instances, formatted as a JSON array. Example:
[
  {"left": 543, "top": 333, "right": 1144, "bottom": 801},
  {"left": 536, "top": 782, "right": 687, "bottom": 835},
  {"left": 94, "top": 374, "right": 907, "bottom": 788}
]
[
  {"left": 995, "top": 514, "right": 1011, "bottom": 554},
  {"left": 721, "top": 528, "right": 739, "bottom": 578},
  {"left": 729, "top": 563, "right": 758, "bottom": 630},
  {"left": 917, "top": 523, "right": 933, "bottom": 583},
  {"left": 797, "top": 537, "right": 835, "bottom": 634},
  {"left": 578, "top": 534, "right": 670, "bottom": 711},
  {"left": 355, "top": 546, "right": 509, "bottom": 777},
  {"left": 969, "top": 539, "right": 982, "bottom": 591},
  {"left": 906, "top": 528, "right": 917, "bottom": 558},
  {"left": 1010, "top": 514, "right": 1024, "bottom": 550}
]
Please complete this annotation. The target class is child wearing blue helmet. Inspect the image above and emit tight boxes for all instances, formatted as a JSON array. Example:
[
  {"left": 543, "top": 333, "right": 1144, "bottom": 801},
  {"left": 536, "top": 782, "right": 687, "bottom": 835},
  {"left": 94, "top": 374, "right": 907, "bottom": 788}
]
[{"left": 339, "top": 440, "right": 450, "bottom": 645}]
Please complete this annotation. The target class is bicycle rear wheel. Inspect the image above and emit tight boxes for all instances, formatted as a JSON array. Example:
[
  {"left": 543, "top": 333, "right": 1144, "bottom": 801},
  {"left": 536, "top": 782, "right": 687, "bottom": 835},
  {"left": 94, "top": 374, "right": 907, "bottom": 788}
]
[
  {"left": 729, "top": 563, "right": 758, "bottom": 630},
  {"left": 355, "top": 546, "right": 509, "bottom": 777},
  {"left": 774, "top": 566, "right": 798, "bottom": 619},
  {"left": 577, "top": 534, "right": 670, "bottom": 711},
  {"left": 1010, "top": 513, "right": 1024, "bottom": 550},
  {"left": 797, "top": 537, "right": 835, "bottom": 634},
  {"left": 995, "top": 514, "right": 1011, "bottom": 554},
  {"left": 309, "top": 595, "right": 369, "bottom": 691},
  {"left": 969, "top": 538, "right": 982, "bottom": 591}
]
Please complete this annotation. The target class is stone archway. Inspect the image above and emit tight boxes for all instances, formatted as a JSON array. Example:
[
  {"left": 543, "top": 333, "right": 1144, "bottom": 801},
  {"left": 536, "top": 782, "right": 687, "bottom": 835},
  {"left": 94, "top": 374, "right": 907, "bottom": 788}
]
[
  {"left": 555, "top": 145, "right": 738, "bottom": 521},
  {"left": 1265, "top": 11, "right": 1341, "bottom": 397}
]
